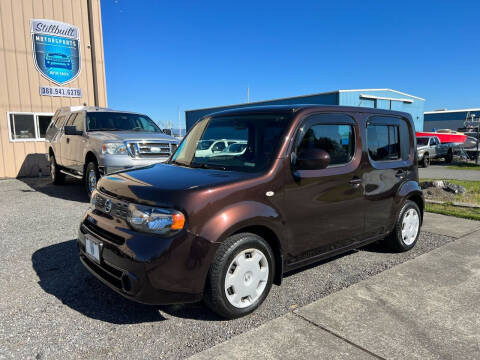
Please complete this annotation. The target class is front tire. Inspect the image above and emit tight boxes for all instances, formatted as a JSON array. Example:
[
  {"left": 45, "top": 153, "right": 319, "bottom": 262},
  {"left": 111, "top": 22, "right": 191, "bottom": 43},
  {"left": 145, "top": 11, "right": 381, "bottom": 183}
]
[
  {"left": 445, "top": 149, "right": 453, "bottom": 163},
  {"left": 50, "top": 154, "right": 65, "bottom": 185},
  {"left": 204, "top": 233, "right": 275, "bottom": 319},
  {"left": 385, "top": 200, "right": 421, "bottom": 252},
  {"left": 420, "top": 154, "right": 430, "bottom": 167},
  {"left": 85, "top": 161, "right": 99, "bottom": 197}
]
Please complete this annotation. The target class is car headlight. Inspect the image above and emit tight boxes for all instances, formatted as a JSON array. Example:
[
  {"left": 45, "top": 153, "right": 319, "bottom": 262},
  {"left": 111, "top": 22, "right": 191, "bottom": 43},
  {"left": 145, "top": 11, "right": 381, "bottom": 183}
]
[
  {"left": 102, "top": 142, "right": 127, "bottom": 155},
  {"left": 127, "top": 203, "right": 185, "bottom": 235}
]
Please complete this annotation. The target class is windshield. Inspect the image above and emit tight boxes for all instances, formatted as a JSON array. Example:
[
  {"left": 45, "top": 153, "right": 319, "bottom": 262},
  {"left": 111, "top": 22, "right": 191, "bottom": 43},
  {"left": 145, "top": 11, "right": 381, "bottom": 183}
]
[
  {"left": 417, "top": 138, "right": 429, "bottom": 146},
  {"left": 86, "top": 112, "right": 161, "bottom": 132},
  {"left": 171, "top": 114, "right": 291, "bottom": 172}
]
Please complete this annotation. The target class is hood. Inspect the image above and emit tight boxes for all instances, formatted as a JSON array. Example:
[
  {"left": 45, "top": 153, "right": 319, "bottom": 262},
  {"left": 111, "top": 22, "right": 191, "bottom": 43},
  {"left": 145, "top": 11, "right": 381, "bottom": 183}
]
[
  {"left": 416, "top": 145, "right": 427, "bottom": 150},
  {"left": 97, "top": 163, "right": 252, "bottom": 206},
  {"left": 88, "top": 131, "right": 178, "bottom": 142}
]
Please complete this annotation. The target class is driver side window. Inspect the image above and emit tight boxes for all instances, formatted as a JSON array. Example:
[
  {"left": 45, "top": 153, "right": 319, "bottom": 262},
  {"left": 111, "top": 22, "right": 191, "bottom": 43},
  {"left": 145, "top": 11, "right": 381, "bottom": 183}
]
[{"left": 212, "top": 141, "right": 226, "bottom": 152}]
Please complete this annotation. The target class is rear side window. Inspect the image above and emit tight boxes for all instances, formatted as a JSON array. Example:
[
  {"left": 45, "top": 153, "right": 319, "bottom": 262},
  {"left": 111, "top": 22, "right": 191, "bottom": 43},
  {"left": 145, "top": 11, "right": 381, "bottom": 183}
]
[
  {"left": 367, "top": 124, "right": 400, "bottom": 161},
  {"left": 367, "top": 115, "right": 412, "bottom": 162},
  {"left": 297, "top": 123, "right": 355, "bottom": 166}
]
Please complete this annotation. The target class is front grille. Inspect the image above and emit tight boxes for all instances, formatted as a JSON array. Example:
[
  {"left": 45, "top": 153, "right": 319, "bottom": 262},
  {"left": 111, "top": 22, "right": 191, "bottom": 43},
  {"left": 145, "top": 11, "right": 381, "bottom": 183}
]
[
  {"left": 81, "top": 220, "right": 125, "bottom": 245},
  {"left": 126, "top": 141, "right": 172, "bottom": 158},
  {"left": 93, "top": 193, "right": 129, "bottom": 220}
]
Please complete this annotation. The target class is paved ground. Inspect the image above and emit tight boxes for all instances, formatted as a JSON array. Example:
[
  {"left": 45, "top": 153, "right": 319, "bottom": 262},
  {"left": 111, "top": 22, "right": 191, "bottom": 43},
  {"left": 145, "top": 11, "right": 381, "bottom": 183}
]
[
  {"left": 191, "top": 224, "right": 480, "bottom": 360},
  {"left": 419, "top": 163, "right": 480, "bottom": 180},
  {"left": 0, "top": 178, "right": 461, "bottom": 359}
]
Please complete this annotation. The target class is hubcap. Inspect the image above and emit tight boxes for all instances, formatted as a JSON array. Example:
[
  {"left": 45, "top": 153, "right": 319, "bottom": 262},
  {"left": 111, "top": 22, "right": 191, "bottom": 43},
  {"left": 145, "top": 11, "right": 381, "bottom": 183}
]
[
  {"left": 401, "top": 208, "right": 420, "bottom": 245},
  {"left": 224, "top": 248, "right": 269, "bottom": 309},
  {"left": 88, "top": 170, "right": 97, "bottom": 193}
]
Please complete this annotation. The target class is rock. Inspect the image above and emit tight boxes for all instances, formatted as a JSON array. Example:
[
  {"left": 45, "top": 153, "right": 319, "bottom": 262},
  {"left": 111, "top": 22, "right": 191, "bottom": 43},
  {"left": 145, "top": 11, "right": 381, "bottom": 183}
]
[{"left": 445, "top": 183, "right": 466, "bottom": 194}]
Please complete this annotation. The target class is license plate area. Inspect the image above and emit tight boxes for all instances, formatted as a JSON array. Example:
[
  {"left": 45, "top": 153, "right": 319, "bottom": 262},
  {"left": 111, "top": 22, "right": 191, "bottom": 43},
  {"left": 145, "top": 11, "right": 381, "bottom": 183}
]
[{"left": 85, "top": 236, "right": 102, "bottom": 263}]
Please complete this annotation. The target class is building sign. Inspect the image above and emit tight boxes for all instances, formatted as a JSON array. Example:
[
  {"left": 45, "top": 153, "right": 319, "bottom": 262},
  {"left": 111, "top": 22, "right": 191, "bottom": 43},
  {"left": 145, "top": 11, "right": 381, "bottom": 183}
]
[
  {"left": 40, "top": 86, "right": 82, "bottom": 98},
  {"left": 30, "top": 19, "right": 81, "bottom": 85}
]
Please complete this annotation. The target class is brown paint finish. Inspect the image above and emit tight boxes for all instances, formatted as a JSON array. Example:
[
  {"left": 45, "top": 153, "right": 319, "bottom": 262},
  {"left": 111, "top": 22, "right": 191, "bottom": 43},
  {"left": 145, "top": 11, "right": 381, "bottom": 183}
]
[{"left": 78, "top": 105, "right": 423, "bottom": 305}]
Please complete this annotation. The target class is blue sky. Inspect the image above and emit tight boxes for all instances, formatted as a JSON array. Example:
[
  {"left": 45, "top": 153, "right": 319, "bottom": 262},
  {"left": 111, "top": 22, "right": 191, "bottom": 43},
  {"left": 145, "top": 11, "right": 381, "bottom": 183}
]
[{"left": 101, "top": 0, "right": 480, "bottom": 129}]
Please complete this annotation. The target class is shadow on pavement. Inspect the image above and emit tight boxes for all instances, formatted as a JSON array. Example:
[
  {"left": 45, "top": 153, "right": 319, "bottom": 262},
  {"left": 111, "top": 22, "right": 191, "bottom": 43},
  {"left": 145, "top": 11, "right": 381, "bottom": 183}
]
[
  {"left": 20, "top": 177, "right": 89, "bottom": 203},
  {"left": 32, "top": 240, "right": 166, "bottom": 324}
]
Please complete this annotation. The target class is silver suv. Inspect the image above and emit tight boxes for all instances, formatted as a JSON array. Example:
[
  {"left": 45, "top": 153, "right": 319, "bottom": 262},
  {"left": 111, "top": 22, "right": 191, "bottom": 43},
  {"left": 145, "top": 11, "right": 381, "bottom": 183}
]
[{"left": 45, "top": 106, "right": 179, "bottom": 196}]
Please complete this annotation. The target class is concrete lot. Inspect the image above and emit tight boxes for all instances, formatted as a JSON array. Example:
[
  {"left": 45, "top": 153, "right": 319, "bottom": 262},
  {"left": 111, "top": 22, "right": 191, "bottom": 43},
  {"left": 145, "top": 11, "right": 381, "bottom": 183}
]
[
  {"left": 0, "top": 178, "right": 465, "bottom": 359},
  {"left": 419, "top": 163, "right": 480, "bottom": 181},
  {"left": 192, "top": 222, "right": 480, "bottom": 360}
]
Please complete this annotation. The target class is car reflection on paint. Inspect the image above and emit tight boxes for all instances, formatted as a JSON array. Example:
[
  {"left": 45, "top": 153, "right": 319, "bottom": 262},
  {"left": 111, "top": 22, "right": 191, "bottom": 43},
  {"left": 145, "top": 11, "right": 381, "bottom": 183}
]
[{"left": 45, "top": 53, "right": 72, "bottom": 70}]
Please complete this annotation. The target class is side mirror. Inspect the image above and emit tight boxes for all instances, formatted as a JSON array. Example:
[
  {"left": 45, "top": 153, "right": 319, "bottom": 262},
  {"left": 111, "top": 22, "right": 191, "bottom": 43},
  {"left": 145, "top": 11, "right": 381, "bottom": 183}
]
[
  {"left": 296, "top": 149, "right": 331, "bottom": 170},
  {"left": 64, "top": 126, "right": 83, "bottom": 136}
]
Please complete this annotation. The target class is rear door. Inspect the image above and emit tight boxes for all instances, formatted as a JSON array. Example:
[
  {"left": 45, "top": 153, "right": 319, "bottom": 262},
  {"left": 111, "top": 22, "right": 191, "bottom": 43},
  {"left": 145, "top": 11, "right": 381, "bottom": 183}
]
[
  {"left": 283, "top": 112, "right": 366, "bottom": 263},
  {"left": 363, "top": 115, "right": 414, "bottom": 238}
]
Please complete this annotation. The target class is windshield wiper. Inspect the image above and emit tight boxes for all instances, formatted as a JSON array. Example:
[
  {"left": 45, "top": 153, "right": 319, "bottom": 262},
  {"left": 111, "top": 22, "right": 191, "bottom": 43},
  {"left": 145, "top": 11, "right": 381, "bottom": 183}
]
[
  {"left": 88, "top": 128, "right": 120, "bottom": 131},
  {"left": 190, "top": 163, "right": 227, "bottom": 171}
]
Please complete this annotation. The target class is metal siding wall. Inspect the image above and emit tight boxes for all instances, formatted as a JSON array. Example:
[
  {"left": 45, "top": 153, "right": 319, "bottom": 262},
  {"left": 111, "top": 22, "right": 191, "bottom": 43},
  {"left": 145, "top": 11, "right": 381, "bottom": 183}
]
[
  {"left": 185, "top": 92, "right": 339, "bottom": 130},
  {"left": 0, "top": 0, "right": 107, "bottom": 178},
  {"left": 339, "top": 90, "right": 425, "bottom": 132}
]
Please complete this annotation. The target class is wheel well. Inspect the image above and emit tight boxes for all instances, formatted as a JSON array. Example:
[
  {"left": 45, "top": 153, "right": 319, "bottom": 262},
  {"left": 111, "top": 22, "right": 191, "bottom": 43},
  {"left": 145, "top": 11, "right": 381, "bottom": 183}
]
[
  {"left": 85, "top": 152, "right": 97, "bottom": 166},
  {"left": 233, "top": 225, "right": 283, "bottom": 286},
  {"left": 408, "top": 194, "right": 424, "bottom": 224}
]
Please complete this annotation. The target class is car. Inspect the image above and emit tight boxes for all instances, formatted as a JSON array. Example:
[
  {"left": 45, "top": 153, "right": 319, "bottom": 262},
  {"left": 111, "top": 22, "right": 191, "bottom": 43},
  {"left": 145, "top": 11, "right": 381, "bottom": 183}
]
[
  {"left": 45, "top": 106, "right": 179, "bottom": 197},
  {"left": 78, "top": 105, "right": 424, "bottom": 319},
  {"left": 416, "top": 136, "right": 454, "bottom": 167},
  {"left": 220, "top": 141, "right": 248, "bottom": 156},
  {"left": 195, "top": 139, "right": 238, "bottom": 157},
  {"left": 45, "top": 53, "right": 72, "bottom": 70}
]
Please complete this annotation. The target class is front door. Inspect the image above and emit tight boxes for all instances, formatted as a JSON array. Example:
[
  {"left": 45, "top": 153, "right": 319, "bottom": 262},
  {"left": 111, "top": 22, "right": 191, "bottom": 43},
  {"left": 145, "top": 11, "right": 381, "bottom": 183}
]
[
  {"left": 69, "top": 111, "right": 87, "bottom": 172},
  {"left": 283, "top": 112, "right": 365, "bottom": 263}
]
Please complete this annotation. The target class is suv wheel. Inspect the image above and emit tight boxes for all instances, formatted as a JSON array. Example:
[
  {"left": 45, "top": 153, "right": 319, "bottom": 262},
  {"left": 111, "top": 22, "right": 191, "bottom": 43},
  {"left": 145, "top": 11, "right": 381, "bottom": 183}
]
[
  {"left": 85, "top": 161, "right": 99, "bottom": 197},
  {"left": 385, "top": 200, "right": 421, "bottom": 252},
  {"left": 50, "top": 154, "right": 65, "bottom": 185},
  {"left": 445, "top": 149, "right": 453, "bottom": 163},
  {"left": 421, "top": 154, "right": 429, "bottom": 167},
  {"left": 204, "top": 233, "right": 275, "bottom": 319}
]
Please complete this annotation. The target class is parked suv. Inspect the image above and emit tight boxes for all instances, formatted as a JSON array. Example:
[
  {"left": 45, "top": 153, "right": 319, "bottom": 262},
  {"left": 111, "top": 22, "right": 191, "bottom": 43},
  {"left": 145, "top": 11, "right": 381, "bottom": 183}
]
[
  {"left": 46, "top": 106, "right": 178, "bottom": 196},
  {"left": 78, "top": 105, "right": 423, "bottom": 319}
]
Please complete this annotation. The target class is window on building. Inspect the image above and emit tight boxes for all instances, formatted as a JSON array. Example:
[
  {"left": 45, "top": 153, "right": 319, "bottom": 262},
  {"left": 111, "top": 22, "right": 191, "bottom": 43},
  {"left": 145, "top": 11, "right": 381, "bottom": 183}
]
[
  {"left": 297, "top": 124, "right": 355, "bottom": 166},
  {"left": 367, "top": 124, "right": 400, "bottom": 161},
  {"left": 38, "top": 115, "right": 53, "bottom": 138},
  {"left": 9, "top": 112, "right": 54, "bottom": 141},
  {"left": 10, "top": 114, "right": 36, "bottom": 140}
]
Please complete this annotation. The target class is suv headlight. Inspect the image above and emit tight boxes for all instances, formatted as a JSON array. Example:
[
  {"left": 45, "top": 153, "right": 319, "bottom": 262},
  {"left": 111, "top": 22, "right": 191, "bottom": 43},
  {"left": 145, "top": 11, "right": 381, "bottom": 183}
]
[
  {"left": 102, "top": 142, "right": 127, "bottom": 155},
  {"left": 127, "top": 204, "right": 185, "bottom": 235}
]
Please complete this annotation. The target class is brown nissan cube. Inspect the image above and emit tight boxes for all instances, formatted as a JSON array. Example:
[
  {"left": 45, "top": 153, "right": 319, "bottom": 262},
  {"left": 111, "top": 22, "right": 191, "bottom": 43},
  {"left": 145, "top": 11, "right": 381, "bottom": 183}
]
[{"left": 78, "top": 105, "right": 424, "bottom": 319}]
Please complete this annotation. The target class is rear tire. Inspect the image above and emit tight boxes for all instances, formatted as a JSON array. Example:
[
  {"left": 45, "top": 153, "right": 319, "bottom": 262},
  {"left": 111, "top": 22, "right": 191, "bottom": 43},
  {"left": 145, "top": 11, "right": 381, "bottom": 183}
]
[
  {"left": 85, "top": 161, "right": 99, "bottom": 197},
  {"left": 50, "top": 154, "right": 65, "bottom": 185},
  {"left": 204, "top": 233, "right": 275, "bottom": 319},
  {"left": 445, "top": 149, "right": 453, "bottom": 163},
  {"left": 385, "top": 200, "right": 421, "bottom": 252}
]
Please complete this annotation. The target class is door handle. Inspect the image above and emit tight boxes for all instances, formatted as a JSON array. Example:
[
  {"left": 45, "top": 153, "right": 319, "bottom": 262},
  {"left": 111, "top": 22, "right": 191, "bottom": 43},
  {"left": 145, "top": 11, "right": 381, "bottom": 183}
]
[
  {"left": 349, "top": 177, "right": 363, "bottom": 188},
  {"left": 66, "top": 137, "right": 70, "bottom": 144}
]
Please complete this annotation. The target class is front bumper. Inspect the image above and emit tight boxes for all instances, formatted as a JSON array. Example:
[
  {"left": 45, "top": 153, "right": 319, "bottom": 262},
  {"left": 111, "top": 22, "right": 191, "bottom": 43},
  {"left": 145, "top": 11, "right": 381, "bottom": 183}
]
[
  {"left": 77, "top": 207, "right": 218, "bottom": 305},
  {"left": 99, "top": 154, "right": 170, "bottom": 175}
]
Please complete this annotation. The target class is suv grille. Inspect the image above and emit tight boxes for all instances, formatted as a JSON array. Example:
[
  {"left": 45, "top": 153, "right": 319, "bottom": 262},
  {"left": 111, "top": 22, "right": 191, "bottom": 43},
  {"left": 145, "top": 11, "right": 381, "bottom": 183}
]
[{"left": 126, "top": 141, "right": 173, "bottom": 158}]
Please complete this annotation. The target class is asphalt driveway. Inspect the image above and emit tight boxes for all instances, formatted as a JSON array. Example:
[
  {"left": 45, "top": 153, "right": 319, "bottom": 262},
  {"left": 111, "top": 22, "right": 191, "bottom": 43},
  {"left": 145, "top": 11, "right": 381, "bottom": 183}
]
[{"left": 0, "top": 178, "right": 456, "bottom": 359}]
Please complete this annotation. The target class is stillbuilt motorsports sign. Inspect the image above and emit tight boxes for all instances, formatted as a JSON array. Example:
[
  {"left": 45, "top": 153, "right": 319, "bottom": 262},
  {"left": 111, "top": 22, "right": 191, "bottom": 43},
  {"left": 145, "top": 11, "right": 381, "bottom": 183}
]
[{"left": 30, "top": 19, "right": 81, "bottom": 86}]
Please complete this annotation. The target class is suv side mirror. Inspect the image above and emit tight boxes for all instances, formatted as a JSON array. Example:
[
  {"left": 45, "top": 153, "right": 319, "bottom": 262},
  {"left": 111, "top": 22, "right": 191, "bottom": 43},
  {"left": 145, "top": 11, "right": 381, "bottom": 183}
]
[
  {"left": 296, "top": 149, "right": 331, "bottom": 170},
  {"left": 64, "top": 125, "right": 83, "bottom": 136}
]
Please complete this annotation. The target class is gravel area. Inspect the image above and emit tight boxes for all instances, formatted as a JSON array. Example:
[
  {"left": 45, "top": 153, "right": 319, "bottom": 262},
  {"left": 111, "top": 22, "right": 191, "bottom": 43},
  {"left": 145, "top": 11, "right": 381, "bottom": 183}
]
[{"left": 0, "top": 178, "right": 455, "bottom": 360}]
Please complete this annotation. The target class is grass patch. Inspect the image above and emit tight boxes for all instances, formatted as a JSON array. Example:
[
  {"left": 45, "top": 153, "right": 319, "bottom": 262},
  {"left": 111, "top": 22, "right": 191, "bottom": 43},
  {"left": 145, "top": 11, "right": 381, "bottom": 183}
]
[
  {"left": 446, "top": 162, "right": 480, "bottom": 171},
  {"left": 421, "top": 179, "right": 480, "bottom": 220},
  {"left": 425, "top": 203, "right": 480, "bottom": 221}
]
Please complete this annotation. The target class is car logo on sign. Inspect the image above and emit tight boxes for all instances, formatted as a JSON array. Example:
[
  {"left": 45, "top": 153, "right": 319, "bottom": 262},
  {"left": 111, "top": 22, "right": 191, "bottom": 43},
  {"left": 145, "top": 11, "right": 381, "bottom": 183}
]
[{"left": 104, "top": 199, "right": 112, "bottom": 214}]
